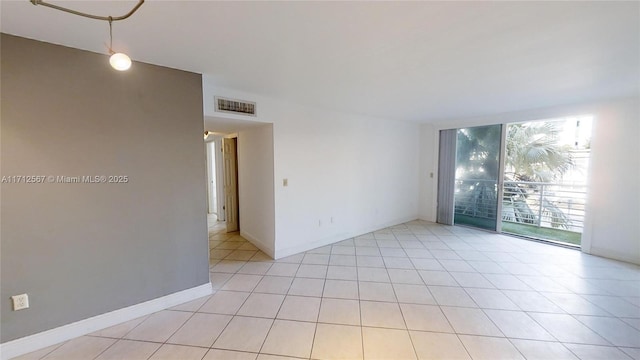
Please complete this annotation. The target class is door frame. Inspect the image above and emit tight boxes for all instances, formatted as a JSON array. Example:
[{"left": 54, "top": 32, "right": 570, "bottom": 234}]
[{"left": 496, "top": 124, "right": 507, "bottom": 233}]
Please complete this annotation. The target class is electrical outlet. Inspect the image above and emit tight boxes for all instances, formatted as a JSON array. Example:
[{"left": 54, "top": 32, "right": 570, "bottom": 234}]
[{"left": 11, "top": 294, "right": 29, "bottom": 311}]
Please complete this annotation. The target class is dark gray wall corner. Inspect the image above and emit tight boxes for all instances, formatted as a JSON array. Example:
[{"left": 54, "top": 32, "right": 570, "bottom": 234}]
[{"left": 0, "top": 33, "right": 209, "bottom": 343}]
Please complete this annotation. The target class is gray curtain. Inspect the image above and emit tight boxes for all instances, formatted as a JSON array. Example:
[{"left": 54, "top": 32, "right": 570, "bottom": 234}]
[{"left": 437, "top": 129, "right": 456, "bottom": 225}]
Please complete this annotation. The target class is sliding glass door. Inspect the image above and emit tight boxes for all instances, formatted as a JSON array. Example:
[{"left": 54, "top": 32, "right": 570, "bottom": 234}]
[
  {"left": 453, "top": 125, "right": 503, "bottom": 231},
  {"left": 438, "top": 117, "right": 590, "bottom": 246}
]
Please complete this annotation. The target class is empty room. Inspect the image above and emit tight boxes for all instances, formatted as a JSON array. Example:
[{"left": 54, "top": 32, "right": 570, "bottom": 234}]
[{"left": 1, "top": 1, "right": 638, "bottom": 360}]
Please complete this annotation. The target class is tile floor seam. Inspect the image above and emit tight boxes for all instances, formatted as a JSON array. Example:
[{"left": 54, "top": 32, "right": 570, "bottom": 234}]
[
  {"left": 141, "top": 340, "right": 163, "bottom": 360},
  {"left": 204, "top": 292, "right": 255, "bottom": 351},
  {"left": 526, "top": 310, "right": 614, "bottom": 346},
  {"left": 453, "top": 332, "right": 477, "bottom": 360},
  {"left": 173, "top": 314, "right": 228, "bottom": 350},
  {"left": 255, "top": 278, "right": 321, "bottom": 358},
  {"left": 112, "top": 314, "right": 152, "bottom": 341},
  {"left": 355, "top": 248, "right": 366, "bottom": 360},
  {"left": 142, "top": 307, "right": 201, "bottom": 358},
  {"left": 85, "top": 339, "right": 117, "bottom": 360},
  {"left": 307, "top": 289, "right": 324, "bottom": 360},
  {"left": 381, "top": 238, "right": 420, "bottom": 360},
  {"left": 570, "top": 313, "right": 618, "bottom": 347},
  {"left": 34, "top": 341, "right": 67, "bottom": 360},
  {"left": 564, "top": 343, "right": 599, "bottom": 360}
]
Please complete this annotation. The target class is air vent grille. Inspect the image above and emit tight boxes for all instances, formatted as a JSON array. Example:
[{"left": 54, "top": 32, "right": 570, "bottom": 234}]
[{"left": 215, "top": 96, "right": 256, "bottom": 116}]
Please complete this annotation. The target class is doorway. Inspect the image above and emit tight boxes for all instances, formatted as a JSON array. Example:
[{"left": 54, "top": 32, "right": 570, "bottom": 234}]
[
  {"left": 203, "top": 115, "right": 275, "bottom": 246},
  {"left": 205, "top": 133, "right": 240, "bottom": 234}
]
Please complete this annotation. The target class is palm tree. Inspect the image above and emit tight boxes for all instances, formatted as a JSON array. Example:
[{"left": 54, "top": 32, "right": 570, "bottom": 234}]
[
  {"left": 503, "top": 121, "right": 574, "bottom": 228},
  {"left": 505, "top": 122, "right": 573, "bottom": 182}
]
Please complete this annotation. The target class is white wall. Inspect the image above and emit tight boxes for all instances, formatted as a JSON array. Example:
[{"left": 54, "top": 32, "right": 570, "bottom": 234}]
[
  {"left": 273, "top": 106, "right": 420, "bottom": 258},
  {"left": 237, "top": 124, "right": 276, "bottom": 257},
  {"left": 584, "top": 99, "right": 640, "bottom": 264},
  {"left": 203, "top": 78, "right": 421, "bottom": 258},
  {"left": 426, "top": 97, "right": 640, "bottom": 264},
  {"left": 418, "top": 124, "right": 437, "bottom": 222}
]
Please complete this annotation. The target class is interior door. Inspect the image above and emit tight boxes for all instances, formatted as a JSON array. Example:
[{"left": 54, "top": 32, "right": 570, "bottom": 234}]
[
  {"left": 215, "top": 138, "right": 226, "bottom": 221},
  {"left": 453, "top": 124, "right": 503, "bottom": 231},
  {"left": 223, "top": 138, "right": 239, "bottom": 232},
  {"left": 206, "top": 141, "right": 217, "bottom": 214}
]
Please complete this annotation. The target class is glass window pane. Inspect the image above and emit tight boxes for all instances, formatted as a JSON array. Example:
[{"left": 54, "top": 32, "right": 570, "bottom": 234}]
[{"left": 454, "top": 124, "right": 502, "bottom": 231}]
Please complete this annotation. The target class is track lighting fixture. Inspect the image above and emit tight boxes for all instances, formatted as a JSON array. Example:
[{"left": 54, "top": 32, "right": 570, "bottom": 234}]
[{"left": 30, "top": 0, "right": 144, "bottom": 71}]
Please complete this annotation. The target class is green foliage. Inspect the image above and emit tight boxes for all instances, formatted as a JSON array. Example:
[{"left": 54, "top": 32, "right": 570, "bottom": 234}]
[
  {"left": 456, "top": 121, "right": 574, "bottom": 182},
  {"left": 502, "top": 121, "right": 576, "bottom": 231},
  {"left": 456, "top": 126, "right": 501, "bottom": 180},
  {"left": 505, "top": 122, "right": 574, "bottom": 182}
]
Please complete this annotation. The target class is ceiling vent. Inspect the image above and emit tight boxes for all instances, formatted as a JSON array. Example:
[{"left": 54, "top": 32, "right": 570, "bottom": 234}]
[{"left": 215, "top": 96, "right": 256, "bottom": 116}]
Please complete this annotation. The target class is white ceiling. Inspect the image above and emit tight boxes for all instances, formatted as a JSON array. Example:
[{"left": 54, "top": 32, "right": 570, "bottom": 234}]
[{"left": 2, "top": 1, "right": 638, "bottom": 123}]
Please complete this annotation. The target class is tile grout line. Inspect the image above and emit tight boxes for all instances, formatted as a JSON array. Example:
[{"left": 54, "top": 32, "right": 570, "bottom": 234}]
[
  {"left": 306, "top": 270, "right": 327, "bottom": 360},
  {"left": 206, "top": 258, "right": 261, "bottom": 354},
  {"left": 388, "top": 230, "right": 421, "bottom": 360},
  {"left": 87, "top": 338, "right": 118, "bottom": 360},
  {"left": 356, "top": 244, "right": 366, "bottom": 360},
  {"left": 33, "top": 340, "right": 68, "bottom": 360}
]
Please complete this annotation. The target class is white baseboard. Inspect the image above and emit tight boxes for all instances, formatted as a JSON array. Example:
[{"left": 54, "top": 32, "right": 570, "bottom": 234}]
[
  {"left": 0, "top": 283, "right": 213, "bottom": 360},
  {"left": 274, "top": 216, "right": 418, "bottom": 259},
  {"left": 361, "top": 215, "right": 419, "bottom": 235},
  {"left": 240, "top": 230, "right": 275, "bottom": 258},
  {"left": 275, "top": 231, "right": 351, "bottom": 259},
  {"left": 590, "top": 247, "right": 640, "bottom": 266}
]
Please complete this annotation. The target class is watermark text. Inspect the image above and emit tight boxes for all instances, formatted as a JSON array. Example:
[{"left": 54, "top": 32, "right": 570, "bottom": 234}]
[{"left": 1, "top": 175, "right": 129, "bottom": 184}]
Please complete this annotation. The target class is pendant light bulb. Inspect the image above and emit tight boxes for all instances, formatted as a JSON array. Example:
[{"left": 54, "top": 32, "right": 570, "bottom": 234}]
[
  {"left": 30, "top": 1, "right": 144, "bottom": 71},
  {"left": 110, "top": 52, "right": 131, "bottom": 71},
  {"left": 107, "top": 17, "right": 131, "bottom": 71}
]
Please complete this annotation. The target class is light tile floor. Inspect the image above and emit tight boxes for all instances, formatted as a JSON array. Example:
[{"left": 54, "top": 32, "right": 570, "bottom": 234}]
[{"left": 15, "top": 217, "right": 640, "bottom": 360}]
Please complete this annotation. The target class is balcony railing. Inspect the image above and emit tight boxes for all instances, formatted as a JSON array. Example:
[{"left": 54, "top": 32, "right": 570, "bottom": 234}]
[
  {"left": 502, "top": 180, "right": 586, "bottom": 233},
  {"left": 454, "top": 179, "right": 587, "bottom": 234}
]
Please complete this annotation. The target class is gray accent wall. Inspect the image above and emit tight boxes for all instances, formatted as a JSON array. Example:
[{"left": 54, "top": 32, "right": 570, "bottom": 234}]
[{"left": 0, "top": 34, "right": 209, "bottom": 343}]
